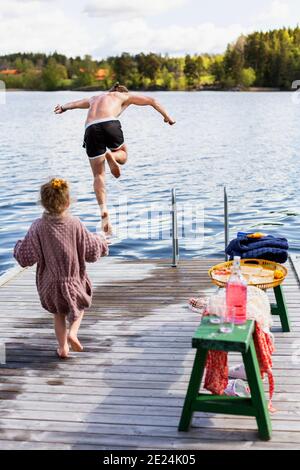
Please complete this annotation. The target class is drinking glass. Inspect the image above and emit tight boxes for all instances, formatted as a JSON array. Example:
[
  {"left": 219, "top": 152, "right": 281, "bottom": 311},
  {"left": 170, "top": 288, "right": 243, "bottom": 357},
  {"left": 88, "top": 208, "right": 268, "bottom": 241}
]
[
  {"left": 208, "top": 294, "right": 225, "bottom": 324},
  {"left": 220, "top": 306, "right": 235, "bottom": 334}
]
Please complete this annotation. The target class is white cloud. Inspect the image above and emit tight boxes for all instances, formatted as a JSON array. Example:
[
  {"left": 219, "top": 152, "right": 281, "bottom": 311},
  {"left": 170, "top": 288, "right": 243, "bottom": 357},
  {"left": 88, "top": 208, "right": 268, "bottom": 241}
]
[
  {"left": 84, "top": 0, "right": 186, "bottom": 19},
  {"left": 0, "top": 1, "right": 93, "bottom": 56},
  {"left": 258, "top": 1, "right": 290, "bottom": 21},
  {"left": 0, "top": 0, "right": 40, "bottom": 18},
  {"left": 95, "top": 19, "right": 247, "bottom": 56},
  {"left": 4, "top": 0, "right": 297, "bottom": 59}
]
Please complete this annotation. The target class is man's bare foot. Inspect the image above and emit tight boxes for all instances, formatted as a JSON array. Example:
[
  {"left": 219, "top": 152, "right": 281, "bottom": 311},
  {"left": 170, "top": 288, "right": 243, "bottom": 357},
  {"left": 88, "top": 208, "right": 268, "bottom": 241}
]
[
  {"left": 56, "top": 345, "right": 69, "bottom": 359},
  {"left": 164, "top": 117, "right": 176, "bottom": 125},
  {"left": 68, "top": 334, "right": 84, "bottom": 352},
  {"left": 106, "top": 151, "right": 121, "bottom": 178}
]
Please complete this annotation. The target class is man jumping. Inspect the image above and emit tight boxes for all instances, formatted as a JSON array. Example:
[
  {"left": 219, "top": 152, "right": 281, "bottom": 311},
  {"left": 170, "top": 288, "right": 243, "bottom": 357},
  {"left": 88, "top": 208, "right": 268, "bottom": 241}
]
[{"left": 54, "top": 83, "right": 175, "bottom": 235}]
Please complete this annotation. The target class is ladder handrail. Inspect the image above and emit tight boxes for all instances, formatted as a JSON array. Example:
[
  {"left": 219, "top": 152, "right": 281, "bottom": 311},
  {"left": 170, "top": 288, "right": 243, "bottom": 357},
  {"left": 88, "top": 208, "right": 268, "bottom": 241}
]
[
  {"left": 171, "top": 188, "right": 179, "bottom": 267},
  {"left": 171, "top": 187, "right": 228, "bottom": 266}
]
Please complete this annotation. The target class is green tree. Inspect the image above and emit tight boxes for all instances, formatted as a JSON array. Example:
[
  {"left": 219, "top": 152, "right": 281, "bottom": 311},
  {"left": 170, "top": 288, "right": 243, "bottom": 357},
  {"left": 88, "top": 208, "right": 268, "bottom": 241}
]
[
  {"left": 14, "top": 57, "right": 34, "bottom": 73},
  {"left": 240, "top": 67, "right": 256, "bottom": 87},
  {"left": 184, "top": 55, "right": 198, "bottom": 87},
  {"left": 136, "top": 53, "right": 161, "bottom": 85},
  {"left": 23, "top": 70, "right": 42, "bottom": 90},
  {"left": 195, "top": 56, "right": 205, "bottom": 78},
  {"left": 2, "top": 26, "right": 300, "bottom": 91},
  {"left": 210, "top": 55, "right": 226, "bottom": 84},
  {"left": 223, "top": 37, "right": 245, "bottom": 87},
  {"left": 73, "top": 71, "right": 94, "bottom": 88},
  {"left": 1, "top": 74, "right": 24, "bottom": 89},
  {"left": 110, "top": 53, "right": 139, "bottom": 87},
  {"left": 41, "top": 58, "right": 68, "bottom": 90},
  {"left": 157, "top": 66, "right": 174, "bottom": 90}
]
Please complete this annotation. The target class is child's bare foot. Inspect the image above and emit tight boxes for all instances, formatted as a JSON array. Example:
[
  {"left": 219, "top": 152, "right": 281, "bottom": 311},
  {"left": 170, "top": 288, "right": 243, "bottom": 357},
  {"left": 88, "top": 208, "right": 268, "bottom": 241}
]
[
  {"left": 106, "top": 151, "right": 121, "bottom": 178},
  {"left": 56, "top": 345, "right": 69, "bottom": 359},
  {"left": 68, "top": 334, "right": 84, "bottom": 352}
]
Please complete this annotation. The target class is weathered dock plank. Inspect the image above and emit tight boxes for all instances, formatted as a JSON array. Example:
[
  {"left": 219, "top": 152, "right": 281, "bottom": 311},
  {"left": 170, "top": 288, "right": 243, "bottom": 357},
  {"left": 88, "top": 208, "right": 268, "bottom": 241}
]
[{"left": 0, "top": 257, "right": 299, "bottom": 450}]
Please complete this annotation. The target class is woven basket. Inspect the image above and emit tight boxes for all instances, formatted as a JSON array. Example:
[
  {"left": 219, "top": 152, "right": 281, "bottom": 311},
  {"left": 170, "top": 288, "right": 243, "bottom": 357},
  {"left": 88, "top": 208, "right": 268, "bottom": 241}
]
[{"left": 208, "top": 258, "right": 288, "bottom": 290}]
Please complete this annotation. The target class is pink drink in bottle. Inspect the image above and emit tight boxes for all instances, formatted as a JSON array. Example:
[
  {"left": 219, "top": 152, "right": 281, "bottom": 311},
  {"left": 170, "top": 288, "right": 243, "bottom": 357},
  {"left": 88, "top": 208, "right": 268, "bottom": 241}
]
[{"left": 226, "top": 256, "right": 247, "bottom": 325}]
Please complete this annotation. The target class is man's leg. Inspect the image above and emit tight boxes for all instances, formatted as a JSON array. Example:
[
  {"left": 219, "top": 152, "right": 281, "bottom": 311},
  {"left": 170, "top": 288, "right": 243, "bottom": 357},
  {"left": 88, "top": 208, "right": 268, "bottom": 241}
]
[
  {"left": 89, "top": 157, "right": 112, "bottom": 234},
  {"left": 112, "top": 144, "right": 128, "bottom": 165},
  {"left": 106, "top": 144, "right": 128, "bottom": 178}
]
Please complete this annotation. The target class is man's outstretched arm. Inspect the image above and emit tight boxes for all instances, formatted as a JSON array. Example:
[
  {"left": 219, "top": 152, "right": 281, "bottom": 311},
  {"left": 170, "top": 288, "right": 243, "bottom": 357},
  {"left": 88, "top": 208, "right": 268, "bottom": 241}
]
[
  {"left": 127, "top": 94, "right": 176, "bottom": 125},
  {"left": 54, "top": 98, "right": 90, "bottom": 114}
]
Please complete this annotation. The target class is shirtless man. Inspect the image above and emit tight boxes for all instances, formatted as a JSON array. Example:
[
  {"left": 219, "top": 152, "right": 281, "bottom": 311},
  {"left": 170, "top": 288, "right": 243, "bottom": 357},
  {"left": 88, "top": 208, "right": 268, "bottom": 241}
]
[{"left": 54, "top": 83, "right": 176, "bottom": 235}]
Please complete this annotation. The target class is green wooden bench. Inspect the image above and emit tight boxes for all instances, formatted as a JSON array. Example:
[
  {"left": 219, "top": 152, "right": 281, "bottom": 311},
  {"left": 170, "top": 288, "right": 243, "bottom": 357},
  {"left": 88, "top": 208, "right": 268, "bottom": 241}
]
[
  {"left": 271, "top": 285, "right": 290, "bottom": 332},
  {"left": 178, "top": 318, "right": 272, "bottom": 440}
]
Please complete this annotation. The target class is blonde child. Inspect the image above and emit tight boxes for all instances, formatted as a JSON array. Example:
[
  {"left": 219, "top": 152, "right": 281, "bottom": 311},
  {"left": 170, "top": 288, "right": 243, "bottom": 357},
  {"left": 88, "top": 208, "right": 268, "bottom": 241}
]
[{"left": 14, "top": 178, "right": 108, "bottom": 359}]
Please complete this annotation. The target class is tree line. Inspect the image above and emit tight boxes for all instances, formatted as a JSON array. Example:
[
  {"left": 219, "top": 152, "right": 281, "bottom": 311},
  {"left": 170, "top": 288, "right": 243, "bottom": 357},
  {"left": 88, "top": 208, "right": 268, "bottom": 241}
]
[{"left": 1, "top": 26, "right": 300, "bottom": 91}]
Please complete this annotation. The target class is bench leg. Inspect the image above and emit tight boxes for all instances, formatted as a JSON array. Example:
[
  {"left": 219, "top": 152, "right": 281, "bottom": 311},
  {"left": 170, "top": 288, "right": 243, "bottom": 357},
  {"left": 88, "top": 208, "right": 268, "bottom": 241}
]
[
  {"left": 178, "top": 348, "right": 207, "bottom": 432},
  {"left": 242, "top": 339, "right": 272, "bottom": 440},
  {"left": 272, "top": 285, "right": 291, "bottom": 333}
]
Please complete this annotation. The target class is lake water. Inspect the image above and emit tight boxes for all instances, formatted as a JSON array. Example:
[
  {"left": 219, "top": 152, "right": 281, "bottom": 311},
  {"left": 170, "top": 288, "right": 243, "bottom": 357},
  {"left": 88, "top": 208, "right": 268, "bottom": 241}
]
[{"left": 0, "top": 91, "right": 300, "bottom": 275}]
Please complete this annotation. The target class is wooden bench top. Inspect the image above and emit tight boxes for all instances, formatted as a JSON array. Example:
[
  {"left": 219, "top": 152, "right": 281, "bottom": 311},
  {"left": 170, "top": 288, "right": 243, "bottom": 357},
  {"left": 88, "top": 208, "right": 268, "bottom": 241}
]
[{"left": 192, "top": 318, "right": 255, "bottom": 353}]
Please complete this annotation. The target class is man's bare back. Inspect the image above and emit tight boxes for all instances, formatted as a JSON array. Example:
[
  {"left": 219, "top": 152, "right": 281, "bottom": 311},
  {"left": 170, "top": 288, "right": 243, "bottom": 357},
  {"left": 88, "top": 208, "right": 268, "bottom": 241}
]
[{"left": 85, "top": 92, "right": 129, "bottom": 125}]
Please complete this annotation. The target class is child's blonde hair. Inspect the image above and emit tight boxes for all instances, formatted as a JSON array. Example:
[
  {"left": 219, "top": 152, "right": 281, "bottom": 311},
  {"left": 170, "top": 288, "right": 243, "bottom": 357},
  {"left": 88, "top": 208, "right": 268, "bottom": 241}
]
[{"left": 41, "top": 178, "right": 70, "bottom": 215}]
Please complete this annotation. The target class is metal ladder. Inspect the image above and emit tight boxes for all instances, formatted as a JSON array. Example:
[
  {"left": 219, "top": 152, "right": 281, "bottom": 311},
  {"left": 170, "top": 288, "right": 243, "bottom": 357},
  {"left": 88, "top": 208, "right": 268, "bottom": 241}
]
[
  {"left": 171, "top": 186, "right": 229, "bottom": 267},
  {"left": 171, "top": 188, "right": 179, "bottom": 267}
]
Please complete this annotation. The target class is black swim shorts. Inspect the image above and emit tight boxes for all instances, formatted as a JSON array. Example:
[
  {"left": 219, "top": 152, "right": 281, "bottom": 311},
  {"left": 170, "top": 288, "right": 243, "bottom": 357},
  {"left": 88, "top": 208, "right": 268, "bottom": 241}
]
[{"left": 83, "top": 118, "right": 124, "bottom": 160}]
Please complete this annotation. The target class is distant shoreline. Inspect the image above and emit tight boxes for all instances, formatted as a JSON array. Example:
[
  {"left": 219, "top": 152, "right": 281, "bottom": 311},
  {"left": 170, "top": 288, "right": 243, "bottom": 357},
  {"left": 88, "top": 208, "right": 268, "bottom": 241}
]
[
  {"left": 5, "top": 87, "right": 284, "bottom": 93},
  {"left": 2, "top": 28, "right": 300, "bottom": 94}
]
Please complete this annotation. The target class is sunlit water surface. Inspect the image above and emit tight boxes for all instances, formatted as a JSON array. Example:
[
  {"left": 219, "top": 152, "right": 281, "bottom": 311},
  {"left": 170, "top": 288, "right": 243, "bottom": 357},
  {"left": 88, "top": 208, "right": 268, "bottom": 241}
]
[{"left": 0, "top": 91, "right": 299, "bottom": 274}]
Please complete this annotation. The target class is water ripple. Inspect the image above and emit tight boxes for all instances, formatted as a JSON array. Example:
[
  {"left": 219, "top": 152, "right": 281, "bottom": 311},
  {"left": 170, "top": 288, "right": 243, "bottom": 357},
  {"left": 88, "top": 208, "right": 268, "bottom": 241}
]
[{"left": 0, "top": 91, "right": 299, "bottom": 274}]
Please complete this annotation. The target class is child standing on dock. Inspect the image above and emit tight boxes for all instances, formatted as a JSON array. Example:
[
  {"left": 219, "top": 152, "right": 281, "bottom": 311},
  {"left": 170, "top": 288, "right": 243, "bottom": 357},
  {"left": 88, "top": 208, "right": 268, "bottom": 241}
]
[{"left": 14, "top": 178, "right": 108, "bottom": 359}]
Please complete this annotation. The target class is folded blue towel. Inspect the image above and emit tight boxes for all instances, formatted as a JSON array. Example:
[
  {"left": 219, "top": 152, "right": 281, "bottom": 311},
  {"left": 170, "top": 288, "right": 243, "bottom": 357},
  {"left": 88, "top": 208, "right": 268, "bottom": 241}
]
[{"left": 226, "top": 235, "right": 289, "bottom": 264}]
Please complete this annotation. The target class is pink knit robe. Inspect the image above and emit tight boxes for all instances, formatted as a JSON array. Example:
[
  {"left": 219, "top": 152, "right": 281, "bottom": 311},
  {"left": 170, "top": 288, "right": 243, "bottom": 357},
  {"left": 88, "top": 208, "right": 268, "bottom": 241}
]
[{"left": 14, "top": 213, "right": 108, "bottom": 322}]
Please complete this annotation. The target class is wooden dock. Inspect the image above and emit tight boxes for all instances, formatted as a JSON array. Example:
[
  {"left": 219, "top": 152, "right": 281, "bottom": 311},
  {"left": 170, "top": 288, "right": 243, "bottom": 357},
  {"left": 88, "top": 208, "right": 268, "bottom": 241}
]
[{"left": 0, "top": 258, "right": 300, "bottom": 450}]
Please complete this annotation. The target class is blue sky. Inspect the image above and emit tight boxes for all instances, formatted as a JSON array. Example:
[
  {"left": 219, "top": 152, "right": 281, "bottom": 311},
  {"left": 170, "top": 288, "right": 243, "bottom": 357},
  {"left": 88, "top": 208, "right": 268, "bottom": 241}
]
[{"left": 1, "top": 0, "right": 300, "bottom": 58}]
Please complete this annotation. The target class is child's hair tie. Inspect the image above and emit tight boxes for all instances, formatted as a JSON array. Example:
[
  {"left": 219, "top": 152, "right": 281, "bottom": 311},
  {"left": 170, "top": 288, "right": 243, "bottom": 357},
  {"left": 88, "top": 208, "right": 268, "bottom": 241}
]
[{"left": 51, "top": 178, "right": 67, "bottom": 189}]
